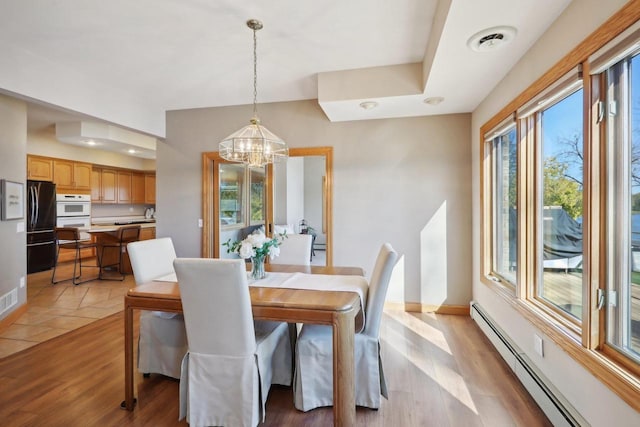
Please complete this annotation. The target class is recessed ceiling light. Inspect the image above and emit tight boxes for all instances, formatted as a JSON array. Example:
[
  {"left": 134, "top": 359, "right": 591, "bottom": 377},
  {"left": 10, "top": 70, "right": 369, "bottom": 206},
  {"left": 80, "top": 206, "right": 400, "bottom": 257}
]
[
  {"left": 128, "top": 149, "right": 136, "bottom": 154},
  {"left": 467, "top": 26, "right": 517, "bottom": 52},
  {"left": 86, "top": 140, "right": 96, "bottom": 146},
  {"left": 423, "top": 97, "right": 444, "bottom": 106},
  {"left": 359, "top": 101, "right": 378, "bottom": 110}
]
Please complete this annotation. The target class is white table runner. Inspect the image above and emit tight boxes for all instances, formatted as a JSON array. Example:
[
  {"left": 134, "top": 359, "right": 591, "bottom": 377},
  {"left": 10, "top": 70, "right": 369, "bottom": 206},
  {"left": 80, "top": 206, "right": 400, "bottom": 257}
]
[{"left": 154, "top": 271, "right": 369, "bottom": 331}]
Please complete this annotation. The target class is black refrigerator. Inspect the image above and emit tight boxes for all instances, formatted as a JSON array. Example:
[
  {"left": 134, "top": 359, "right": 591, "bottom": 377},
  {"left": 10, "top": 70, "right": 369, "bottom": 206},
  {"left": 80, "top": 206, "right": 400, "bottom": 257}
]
[{"left": 27, "top": 180, "right": 57, "bottom": 273}]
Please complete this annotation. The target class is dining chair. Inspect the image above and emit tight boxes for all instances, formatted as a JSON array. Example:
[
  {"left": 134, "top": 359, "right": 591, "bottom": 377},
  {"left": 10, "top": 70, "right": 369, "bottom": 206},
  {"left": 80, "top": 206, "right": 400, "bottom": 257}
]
[
  {"left": 293, "top": 242, "right": 398, "bottom": 411},
  {"left": 51, "top": 227, "right": 99, "bottom": 285},
  {"left": 127, "top": 237, "right": 187, "bottom": 379},
  {"left": 174, "top": 258, "right": 292, "bottom": 427},
  {"left": 270, "top": 233, "right": 313, "bottom": 265},
  {"left": 98, "top": 225, "right": 141, "bottom": 280}
]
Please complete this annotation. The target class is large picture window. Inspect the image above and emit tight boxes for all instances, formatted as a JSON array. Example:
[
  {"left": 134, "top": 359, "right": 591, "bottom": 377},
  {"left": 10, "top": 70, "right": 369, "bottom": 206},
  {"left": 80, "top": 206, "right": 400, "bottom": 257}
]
[{"left": 481, "top": 8, "right": 640, "bottom": 411}]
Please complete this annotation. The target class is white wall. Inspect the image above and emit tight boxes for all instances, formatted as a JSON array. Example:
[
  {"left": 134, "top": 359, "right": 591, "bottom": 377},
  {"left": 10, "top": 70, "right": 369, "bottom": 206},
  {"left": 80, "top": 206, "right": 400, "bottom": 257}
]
[
  {"left": 286, "top": 156, "right": 304, "bottom": 227},
  {"left": 304, "top": 156, "right": 325, "bottom": 241},
  {"left": 27, "top": 126, "right": 156, "bottom": 171},
  {"left": 471, "top": 0, "right": 639, "bottom": 424},
  {"left": 0, "top": 94, "right": 26, "bottom": 320},
  {"left": 162, "top": 99, "right": 472, "bottom": 306}
]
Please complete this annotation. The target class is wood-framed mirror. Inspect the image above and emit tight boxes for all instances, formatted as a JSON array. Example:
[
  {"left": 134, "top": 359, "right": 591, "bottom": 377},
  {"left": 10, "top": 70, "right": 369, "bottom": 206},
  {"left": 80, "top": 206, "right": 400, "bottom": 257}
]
[{"left": 202, "top": 146, "right": 333, "bottom": 266}]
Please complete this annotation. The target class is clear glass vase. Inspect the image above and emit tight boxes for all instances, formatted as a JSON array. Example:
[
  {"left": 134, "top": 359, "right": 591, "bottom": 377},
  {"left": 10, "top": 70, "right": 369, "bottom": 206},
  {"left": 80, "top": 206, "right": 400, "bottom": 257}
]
[{"left": 250, "top": 255, "right": 266, "bottom": 280}]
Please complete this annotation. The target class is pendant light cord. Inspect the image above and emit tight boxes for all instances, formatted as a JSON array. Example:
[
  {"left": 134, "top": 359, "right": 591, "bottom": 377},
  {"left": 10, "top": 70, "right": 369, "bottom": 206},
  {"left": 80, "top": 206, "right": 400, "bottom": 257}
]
[{"left": 253, "top": 26, "right": 258, "bottom": 117}]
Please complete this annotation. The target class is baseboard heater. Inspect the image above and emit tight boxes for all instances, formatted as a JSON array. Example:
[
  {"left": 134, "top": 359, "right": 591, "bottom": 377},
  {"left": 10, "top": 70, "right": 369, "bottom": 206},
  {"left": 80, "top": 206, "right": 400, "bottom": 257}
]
[{"left": 470, "top": 302, "right": 588, "bottom": 427}]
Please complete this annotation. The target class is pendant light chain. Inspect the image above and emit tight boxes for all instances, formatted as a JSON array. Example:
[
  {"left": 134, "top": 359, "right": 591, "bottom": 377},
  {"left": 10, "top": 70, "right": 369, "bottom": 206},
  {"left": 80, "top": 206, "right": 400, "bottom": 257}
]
[{"left": 253, "top": 26, "right": 258, "bottom": 117}]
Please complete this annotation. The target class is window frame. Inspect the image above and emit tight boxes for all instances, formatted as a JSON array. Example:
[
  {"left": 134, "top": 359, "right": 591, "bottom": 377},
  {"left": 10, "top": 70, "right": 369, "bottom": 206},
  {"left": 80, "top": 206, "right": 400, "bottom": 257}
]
[{"left": 479, "top": 1, "right": 640, "bottom": 412}]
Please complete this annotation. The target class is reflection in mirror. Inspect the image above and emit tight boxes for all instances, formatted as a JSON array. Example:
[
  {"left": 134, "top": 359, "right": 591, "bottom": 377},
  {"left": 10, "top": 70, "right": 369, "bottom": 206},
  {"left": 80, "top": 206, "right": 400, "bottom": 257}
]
[
  {"left": 273, "top": 155, "right": 327, "bottom": 266},
  {"left": 218, "top": 163, "right": 266, "bottom": 259}
]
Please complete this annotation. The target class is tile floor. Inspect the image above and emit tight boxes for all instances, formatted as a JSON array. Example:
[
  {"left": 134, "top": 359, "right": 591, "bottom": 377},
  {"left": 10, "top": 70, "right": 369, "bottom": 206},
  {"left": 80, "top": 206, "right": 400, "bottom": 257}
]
[{"left": 0, "top": 261, "right": 135, "bottom": 358}]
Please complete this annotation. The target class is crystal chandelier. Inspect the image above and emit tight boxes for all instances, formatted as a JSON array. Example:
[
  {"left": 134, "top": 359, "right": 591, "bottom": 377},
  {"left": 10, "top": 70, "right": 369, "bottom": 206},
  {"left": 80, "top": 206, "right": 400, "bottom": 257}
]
[{"left": 219, "top": 19, "right": 288, "bottom": 168}]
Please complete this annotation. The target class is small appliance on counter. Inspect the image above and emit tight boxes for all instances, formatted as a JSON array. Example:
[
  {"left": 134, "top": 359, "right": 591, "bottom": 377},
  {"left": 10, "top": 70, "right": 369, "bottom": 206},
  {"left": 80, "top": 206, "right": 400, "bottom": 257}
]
[{"left": 144, "top": 207, "right": 155, "bottom": 219}]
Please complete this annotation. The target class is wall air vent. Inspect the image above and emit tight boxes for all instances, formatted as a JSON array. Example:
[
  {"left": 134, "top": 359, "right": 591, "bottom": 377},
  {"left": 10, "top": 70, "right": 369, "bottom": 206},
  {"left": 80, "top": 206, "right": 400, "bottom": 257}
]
[{"left": 0, "top": 288, "right": 18, "bottom": 316}]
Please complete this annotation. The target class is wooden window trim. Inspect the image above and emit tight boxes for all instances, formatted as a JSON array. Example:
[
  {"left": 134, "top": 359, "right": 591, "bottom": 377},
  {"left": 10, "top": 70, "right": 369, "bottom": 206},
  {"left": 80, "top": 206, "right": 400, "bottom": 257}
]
[{"left": 479, "top": 0, "right": 640, "bottom": 412}]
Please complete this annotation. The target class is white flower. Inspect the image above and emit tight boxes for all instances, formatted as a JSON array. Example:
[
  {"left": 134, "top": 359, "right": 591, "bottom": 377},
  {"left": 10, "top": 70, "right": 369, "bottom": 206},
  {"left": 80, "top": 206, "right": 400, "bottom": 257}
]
[
  {"left": 238, "top": 241, "right": 256, "bottom": 259},
  {"left": 247, "top": 232, "right": 267, "bottom": 248},
  {"left": 269, "top": 245, "right": 280, "bottom": 260}
]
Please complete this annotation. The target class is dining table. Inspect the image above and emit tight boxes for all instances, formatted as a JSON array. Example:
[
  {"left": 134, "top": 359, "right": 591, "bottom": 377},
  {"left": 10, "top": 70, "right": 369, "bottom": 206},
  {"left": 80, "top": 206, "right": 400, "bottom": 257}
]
[{"left": 122, "top": 263, "right": 366, "bottom": 427}]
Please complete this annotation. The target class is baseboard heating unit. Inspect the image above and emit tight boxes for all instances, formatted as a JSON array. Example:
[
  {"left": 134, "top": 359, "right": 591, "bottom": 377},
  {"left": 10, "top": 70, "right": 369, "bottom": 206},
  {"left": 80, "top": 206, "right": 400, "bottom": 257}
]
[{"left": 470, "top": 302, "right": 588, "bottom": 427}]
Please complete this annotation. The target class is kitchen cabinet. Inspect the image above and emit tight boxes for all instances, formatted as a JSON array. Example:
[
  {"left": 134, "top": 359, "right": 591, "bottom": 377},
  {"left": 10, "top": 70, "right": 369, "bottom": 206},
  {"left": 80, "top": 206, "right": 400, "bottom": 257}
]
[
  {"left": 27, "top": 155, "right": 54, "bottom": 181},
  {"left": 53, "top": 159, "right": 92, "bottom": 193},
  {"left": 131, "top": 173, "right": 145, "bottom": 204},
  {"left": 91, "top": 168, "right": 101, "bottom": 202},
  {"left": 144, "top": 173, "right": 156, "bottom": 204},
  {"left": 140, "top": 227, "right": 156, "bottom": 241},
  {"left": 100, "top": 169, "right": 118, "bottom": 204},
  {"left": 117, "top": 171, "right": 132, "bottom": 203}
]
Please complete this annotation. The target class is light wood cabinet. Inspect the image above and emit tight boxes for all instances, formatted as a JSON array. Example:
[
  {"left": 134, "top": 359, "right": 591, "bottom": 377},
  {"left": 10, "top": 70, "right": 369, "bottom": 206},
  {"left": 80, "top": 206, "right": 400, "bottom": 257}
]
[
  {"left": 144, "top": 173, "right": 156, "bottom": 204},
  {"left": 131, "top": 173, "right": 145, "bottom": 204},
  {"left": 100, "top": 169, "right": 117, "bottom": 203},
  {"left": 117, "top": 171, "right": 132, "bottom": 203},
  {"left": 91, "top": 168, "right": 155, "bottom": 205},
  {"left": 53, "top": 159, "right": 92, "bottom": 192},
  {"left": 91, "top": 168, "right": 101, "bottom": 202},
  {"left": 27, "top": 156, "right": 54, "bottom": 181},
  {"left": 140, "top": 227, "right": 156, "bottom": 241}
]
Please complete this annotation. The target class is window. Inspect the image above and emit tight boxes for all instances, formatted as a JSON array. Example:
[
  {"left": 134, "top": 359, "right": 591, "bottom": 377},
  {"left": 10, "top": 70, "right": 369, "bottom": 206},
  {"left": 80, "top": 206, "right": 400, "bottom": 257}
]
[
  {"left": 480, "top": 5, "right": 640, "bottom": 411},
  {"left": 538, "top": 88, "right": 584, "bottom": 322},
  {"left": 488, "top": 123, "right": 517, "bottom": 285},
  {"left": 603, "top": 50, "right": 640, "bottom": 364}
]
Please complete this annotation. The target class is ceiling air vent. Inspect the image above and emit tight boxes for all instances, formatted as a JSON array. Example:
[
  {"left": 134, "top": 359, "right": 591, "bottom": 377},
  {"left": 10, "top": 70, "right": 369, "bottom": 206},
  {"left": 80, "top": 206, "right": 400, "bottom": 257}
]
[{"left": 467, "top": 26, "right": 517, "bottom": 52}]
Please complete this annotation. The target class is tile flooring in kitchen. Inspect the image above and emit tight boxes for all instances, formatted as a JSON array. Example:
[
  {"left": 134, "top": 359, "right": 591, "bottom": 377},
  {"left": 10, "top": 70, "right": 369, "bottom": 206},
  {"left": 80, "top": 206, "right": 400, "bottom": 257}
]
[{"left": 0, "top": 261, "right": 134, "bottom": 359}]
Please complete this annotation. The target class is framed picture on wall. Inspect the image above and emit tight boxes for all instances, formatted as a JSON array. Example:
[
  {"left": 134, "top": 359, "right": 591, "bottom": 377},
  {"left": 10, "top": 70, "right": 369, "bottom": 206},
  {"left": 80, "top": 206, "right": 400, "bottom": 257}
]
[{"left": 1, "top": 179, "right": 24, "bottom": 220}]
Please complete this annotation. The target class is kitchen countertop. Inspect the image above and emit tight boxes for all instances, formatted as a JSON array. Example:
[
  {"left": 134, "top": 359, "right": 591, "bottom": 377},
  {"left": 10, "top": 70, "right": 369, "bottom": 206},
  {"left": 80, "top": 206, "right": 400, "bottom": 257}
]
[
  {"left": 92, "top": 215, "right": 156, "bottom": 226},
  {"left": 87, "top": 223, "right": 156, "bottom": 232}
]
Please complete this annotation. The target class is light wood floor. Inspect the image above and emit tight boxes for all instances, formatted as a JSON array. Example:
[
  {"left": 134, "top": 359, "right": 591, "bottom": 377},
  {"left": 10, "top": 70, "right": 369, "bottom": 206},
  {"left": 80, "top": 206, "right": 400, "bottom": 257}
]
[{"left": 0, "top": 265, "right": 551, "bottom": 427}]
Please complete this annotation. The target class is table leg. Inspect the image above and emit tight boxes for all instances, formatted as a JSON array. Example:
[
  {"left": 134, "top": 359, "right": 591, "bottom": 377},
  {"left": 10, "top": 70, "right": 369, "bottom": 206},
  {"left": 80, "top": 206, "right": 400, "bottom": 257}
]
[
  {"left": 332, "top": 309, "right": 356, "bottom": 427},
  {"left": 122, "top": 302, "right": 135, "bottom": 410}
]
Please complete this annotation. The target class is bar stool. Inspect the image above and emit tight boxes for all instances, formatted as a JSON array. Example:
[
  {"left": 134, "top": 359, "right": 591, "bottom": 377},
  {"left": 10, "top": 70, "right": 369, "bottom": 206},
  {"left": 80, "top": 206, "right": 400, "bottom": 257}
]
[
  {"left": 51, "top": 227, "right": 99, "bottom": 285},
  {"left": 98, "top": 225, "right": 141, "bottom": 281}
]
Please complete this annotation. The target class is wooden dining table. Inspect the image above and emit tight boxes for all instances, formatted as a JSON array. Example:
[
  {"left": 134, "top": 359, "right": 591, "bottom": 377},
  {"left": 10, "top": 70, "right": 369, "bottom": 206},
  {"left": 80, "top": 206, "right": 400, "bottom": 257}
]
[{"left": 123, "top": 263, "right": 365, "bottom": 427}]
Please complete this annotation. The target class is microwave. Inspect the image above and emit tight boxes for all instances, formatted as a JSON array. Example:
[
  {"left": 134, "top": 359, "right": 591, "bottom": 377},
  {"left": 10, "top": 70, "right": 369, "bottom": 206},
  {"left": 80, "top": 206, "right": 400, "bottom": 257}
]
[{"left": 56, "top": 194, "right": 91, "bottom": 217}]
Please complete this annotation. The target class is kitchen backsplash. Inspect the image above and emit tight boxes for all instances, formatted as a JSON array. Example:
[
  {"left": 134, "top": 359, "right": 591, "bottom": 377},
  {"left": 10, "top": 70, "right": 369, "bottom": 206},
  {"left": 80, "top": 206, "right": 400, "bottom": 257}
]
[{"left": 92, "top": 203, "right": 155, "bottom": 218}]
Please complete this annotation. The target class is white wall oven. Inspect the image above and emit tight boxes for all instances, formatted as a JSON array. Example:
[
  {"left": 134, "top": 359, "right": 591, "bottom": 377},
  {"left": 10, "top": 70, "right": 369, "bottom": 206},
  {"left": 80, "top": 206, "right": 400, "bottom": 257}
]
[
  {"left": 56, "top": 194, "right": 91, "bottom": 240},
  {"left": 57, "top": 194, "right": 91, "bottom": 217}
]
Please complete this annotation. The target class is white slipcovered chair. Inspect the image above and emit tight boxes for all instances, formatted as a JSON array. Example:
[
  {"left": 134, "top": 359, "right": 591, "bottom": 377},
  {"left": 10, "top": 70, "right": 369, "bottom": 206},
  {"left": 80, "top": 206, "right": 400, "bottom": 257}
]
[
  {"left": 174, "top": 258, "right": 293, "bottom": 427},
  {"left": 270, "top": 234, "right": 313, "bottom": 266},
  {"left": 293, "top": 243, "right": 398, "bottom": 411},
  {"left": 127, "top": 237, "right": 187, "bottom": 379}
]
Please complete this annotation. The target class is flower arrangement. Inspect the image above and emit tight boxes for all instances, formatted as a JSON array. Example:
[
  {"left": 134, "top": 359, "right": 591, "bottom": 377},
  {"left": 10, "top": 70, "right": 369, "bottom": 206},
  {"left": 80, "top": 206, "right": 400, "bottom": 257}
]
[{"left": 223, "top": 230, "right": 287, "bottom": 279}]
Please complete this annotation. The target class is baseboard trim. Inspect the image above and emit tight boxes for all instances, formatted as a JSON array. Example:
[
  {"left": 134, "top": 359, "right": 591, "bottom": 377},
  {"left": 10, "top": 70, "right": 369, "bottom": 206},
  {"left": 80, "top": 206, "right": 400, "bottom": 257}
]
[
  {"left": 0, "top": 302, "right": 27, "bottom": 333},
  {"left": 385, "top": 301, "right": 470, "bottom": 315}
]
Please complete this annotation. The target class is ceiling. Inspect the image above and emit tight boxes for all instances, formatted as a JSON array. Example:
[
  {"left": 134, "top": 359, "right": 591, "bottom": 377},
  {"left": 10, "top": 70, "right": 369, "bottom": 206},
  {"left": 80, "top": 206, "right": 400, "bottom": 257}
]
[{"left": 0, "top": 0, "right": 572, "bottom": 158}]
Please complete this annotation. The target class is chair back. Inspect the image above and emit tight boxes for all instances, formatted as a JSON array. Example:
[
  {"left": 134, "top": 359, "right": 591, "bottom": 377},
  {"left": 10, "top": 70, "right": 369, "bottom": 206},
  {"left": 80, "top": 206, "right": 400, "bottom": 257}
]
[
  {"left": 118, "top": 225, "right": 141, "bottom": 243},
  {"left": 174, "top": 258, "right": 256, "bottom": 356},
  {"left": 54, "top": 227, "right": 80, "bottom": 242},
  {"left": 270, "top": 234, "right": 313, "bottom": 265},
  {"left": 363, "top": 243, "right": 398, "bottom": 338},
  {"left": 127, "top": 237, "right": 177, "bottom": 285}
]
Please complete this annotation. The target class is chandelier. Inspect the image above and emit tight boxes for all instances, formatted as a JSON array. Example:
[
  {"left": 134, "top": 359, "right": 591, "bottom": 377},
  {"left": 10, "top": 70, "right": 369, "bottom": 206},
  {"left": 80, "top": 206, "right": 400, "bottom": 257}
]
[{"left": 219, "top": 19, "right": 288, "bottom": 168}]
